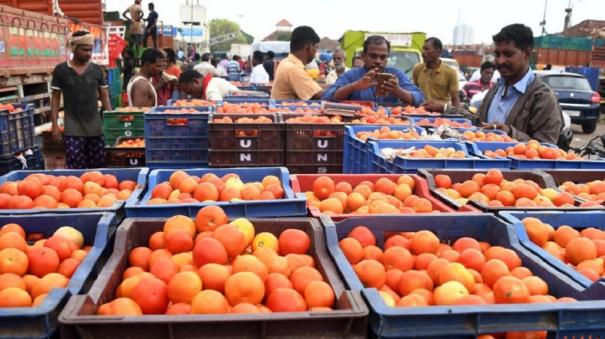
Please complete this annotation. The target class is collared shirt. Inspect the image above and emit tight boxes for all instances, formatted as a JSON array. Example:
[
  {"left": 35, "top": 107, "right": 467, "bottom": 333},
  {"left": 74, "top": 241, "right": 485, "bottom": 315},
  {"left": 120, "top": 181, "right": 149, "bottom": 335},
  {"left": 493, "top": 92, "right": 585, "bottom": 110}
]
[
  {"left": 321, "top": 66, "right": 424, "bottom": 106},
  {"left": 194, "top": 62, "right": 216, "bottom": 76},
  {"left": 205, "top": 78, "right": 240, "bottom": 101},
  {"left": 51, "top": 61, "right": 107, "bottom": 137},
  {"left": 271, "top": 54, "right": 322, "bottom": 100},
  {"left": 250, "top": 64, "right": 270, "bottom": 84},
  {"left": 487, "top": 69, "right": 536, "bottom": 124},
  {"left": 412, "top": 60, "right": 459, "bottom": 104},
  {"left": 325, "top": 66, "right": 349, "bottom": 85}
]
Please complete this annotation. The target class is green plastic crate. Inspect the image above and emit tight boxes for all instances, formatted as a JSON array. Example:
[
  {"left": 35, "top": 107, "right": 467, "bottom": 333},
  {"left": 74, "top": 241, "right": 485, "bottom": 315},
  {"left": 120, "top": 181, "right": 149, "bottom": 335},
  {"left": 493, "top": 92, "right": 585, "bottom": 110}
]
[{"left": 102, "top": 110, "right": 145, "bottom": 145}]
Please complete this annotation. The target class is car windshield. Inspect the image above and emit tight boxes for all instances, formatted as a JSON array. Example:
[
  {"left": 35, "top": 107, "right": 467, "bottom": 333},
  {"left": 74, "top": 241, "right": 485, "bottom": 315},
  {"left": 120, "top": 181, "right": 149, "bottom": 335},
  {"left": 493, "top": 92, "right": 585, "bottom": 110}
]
[
  {"left": 388, "top": 51, "right": 420, "bottom": 76},
  {"left": 542, "top": 75, "right": 592, "bottom": 91}
]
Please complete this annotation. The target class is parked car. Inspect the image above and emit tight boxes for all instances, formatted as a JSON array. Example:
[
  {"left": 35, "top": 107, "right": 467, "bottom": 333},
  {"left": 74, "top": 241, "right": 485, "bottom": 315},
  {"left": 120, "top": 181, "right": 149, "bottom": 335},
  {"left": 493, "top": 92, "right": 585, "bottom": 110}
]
[{"left": 536, "top": 70, "right": 601, "bottom": 134}]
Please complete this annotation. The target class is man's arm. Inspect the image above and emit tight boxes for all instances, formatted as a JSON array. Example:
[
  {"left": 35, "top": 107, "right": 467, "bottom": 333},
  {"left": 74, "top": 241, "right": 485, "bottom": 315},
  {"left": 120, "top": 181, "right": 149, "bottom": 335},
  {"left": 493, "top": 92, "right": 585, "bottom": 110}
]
[
  {"left": 122, "top": 8, "right": 130, "bottom": 21},
  {"left": 99, "top": 87, "right": 112, "bottom": 111},
  {"left": 327, "top": 69, "right": 376, "bottom": 102},
  {"left": 289, "top": 67, "right": 323, "bottom": 101},
  {"left": 50, "top": 89, "right": 62, "bottom": 141},
  {"left": 392, "top": 71, "right": 424, "bottom": 106},
  {"left": 449, "top": 69, "right": 460, "bottom": 107}
]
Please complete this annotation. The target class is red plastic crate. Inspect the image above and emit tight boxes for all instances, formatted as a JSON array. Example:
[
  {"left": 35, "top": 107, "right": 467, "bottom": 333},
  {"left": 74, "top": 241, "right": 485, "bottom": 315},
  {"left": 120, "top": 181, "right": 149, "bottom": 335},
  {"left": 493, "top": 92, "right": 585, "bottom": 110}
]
[{"left": 290, "top": 174, "right": 478, "bottom": 220}]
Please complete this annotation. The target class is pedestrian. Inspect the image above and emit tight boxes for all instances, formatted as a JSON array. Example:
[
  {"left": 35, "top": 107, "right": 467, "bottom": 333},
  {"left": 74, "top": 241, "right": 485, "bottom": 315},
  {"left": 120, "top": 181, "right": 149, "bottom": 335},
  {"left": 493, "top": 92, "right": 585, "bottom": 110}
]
[
  {"left": 413, "top": 37, "right": 460, "bottom": 112},
  {"left": 463, "top": 61, "right": 495, "bottom": 101},
  {"left": 122, "top": 0, "right": 144, "bottom": 59},
  {"left": 250, "top": 50, "right": 269, "bottom": 84},
  {"left": 50, "top": 31, "right": 112, "bottom": 169},
  {"left": 122, "top": 48, "right": 135, "bottom": 91},
  {"left": 325, "top": 49, "right": 348, "bottom": 85},
  {"left": 194, "top": 53, "right": 216, "bottom": 76},
  {"left": 271, "top": 26, "right": 324, "bottom": 100},
  {"left": 127, "top": 48, "right": 165, "bottom": 107},
  {"left": 179, "top": 69, "right": 240, "bottom": 101},
  {"left": 478, "top": 24, "right": 563, "bottom": 143},
  {"left": 143, "top": 2, "right": 158, "bottom": 48},
  {"left": 322, "top": 35, "right": 423, "bottom": 106},
  {"left": 164, "top": 48, "right": 181, "bottom": 78},
  {"left": 227, "top": 56, "right": 242, "bottom": 81},
  {"left": 352, "top": 55, "right": 364, "bottom": 68},
  {"left": 263, "top": 51, "right": 275, "bottom": 81}
]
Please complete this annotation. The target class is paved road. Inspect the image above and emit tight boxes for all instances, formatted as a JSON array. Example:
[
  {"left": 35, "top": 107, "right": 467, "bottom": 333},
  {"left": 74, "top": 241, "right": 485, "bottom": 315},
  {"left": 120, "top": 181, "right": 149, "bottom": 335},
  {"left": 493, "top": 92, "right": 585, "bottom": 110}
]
[{"left": 569, "top": 119, "right": 605, "bottom": 149}]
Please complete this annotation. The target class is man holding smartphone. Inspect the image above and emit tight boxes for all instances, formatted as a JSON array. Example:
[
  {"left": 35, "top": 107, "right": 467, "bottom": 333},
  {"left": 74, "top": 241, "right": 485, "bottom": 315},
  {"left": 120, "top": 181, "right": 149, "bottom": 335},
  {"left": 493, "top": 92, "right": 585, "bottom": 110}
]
[{"left": 322, "top": 36, "right": 424, "bottom": 106}]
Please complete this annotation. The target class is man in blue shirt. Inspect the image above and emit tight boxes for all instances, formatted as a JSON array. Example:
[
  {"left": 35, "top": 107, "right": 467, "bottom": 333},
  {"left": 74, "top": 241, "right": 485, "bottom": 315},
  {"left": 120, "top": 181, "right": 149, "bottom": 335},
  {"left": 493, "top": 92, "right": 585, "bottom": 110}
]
[
  {"left": 322, "top": 36, "right": 424, "bottom": 106},
  {"left": 478, "top": 24, "right": 562, "bottom": 144}
]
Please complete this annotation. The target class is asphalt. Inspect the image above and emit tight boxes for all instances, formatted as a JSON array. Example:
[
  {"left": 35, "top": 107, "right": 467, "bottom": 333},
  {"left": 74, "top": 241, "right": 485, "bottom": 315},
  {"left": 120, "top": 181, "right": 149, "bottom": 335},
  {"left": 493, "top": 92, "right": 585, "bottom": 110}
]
[{"left": 569, "top": 117, "right": 605, "bottom": 149}]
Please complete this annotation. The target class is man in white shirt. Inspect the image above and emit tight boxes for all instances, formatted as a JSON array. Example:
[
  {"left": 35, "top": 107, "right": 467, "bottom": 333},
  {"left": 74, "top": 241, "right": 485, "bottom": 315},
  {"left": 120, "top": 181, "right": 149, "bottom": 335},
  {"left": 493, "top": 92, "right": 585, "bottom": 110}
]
[
  {"left": 193, "top": 53, "right": 216, "bottom": 76},
  {"left": 179, "top": 69, "right": 240, "bottom": 101},
  {"left": 325, "top": 49, "right": 348, "bottom": 85},
  {"left": 250, "top": 51, "right": 269, "bottom": 84}
]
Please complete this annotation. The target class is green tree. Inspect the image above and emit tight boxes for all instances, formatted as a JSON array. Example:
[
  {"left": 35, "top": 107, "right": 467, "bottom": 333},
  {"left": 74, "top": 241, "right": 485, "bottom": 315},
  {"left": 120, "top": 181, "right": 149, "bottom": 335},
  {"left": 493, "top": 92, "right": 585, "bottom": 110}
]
[{"left": 209, "top": 18, "right": 254, "bottom": 52}]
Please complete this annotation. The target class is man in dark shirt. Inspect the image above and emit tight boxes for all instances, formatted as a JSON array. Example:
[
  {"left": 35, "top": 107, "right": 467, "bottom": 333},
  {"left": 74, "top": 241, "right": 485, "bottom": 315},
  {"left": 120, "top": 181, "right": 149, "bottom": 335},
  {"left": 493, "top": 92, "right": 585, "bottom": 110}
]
[
  {"left": 263, "top": 51, "right": 275, "bottom": 81},
  {"left": 143, "top": 2, "right": 158, "bottom": 48},
  {"left": 50, "top": 31, "right": 112, "bottom": 169}
]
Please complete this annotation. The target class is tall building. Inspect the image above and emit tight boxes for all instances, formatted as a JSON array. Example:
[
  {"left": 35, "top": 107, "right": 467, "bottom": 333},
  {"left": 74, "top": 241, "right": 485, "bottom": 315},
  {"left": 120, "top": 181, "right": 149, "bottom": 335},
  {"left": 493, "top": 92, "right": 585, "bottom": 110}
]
[{"left": 453, "top": 24, "right": 475, "bottom": 46}]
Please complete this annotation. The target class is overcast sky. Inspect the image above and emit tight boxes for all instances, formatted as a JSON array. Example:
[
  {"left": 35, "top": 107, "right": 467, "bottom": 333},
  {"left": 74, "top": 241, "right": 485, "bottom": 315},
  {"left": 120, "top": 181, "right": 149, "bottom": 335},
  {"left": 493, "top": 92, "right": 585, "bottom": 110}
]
[{"left": 106, "top": 0, "right": 604, "bottom": 44}]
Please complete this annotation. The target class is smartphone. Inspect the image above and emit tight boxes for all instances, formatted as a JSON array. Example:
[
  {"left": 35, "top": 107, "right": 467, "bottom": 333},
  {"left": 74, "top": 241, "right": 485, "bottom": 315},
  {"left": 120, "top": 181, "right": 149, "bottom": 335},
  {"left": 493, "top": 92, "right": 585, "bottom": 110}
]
[{"left": 375, "top": 73, "right": 395, "bottom": 96}]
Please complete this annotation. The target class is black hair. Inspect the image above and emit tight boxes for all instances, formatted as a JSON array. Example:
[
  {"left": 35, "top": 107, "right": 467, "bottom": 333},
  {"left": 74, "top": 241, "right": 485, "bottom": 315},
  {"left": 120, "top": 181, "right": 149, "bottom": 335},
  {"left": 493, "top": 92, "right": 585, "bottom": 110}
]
[
  {"left": 72, "top": 30, "right": 90, "bottom": 37},
  {"left": 425, "top": 37, "right": 443, "bottom": 51},
  {"left": 193, "top": 53, "right": 201, "bottom": 62},
  {"left": 363, "top": 35, "right": 390, "bottom": 53},
  {"left": 252, "top": 50, "right": 264, "bottom": 63},
  {"left": 290, "top": 26, "right": 320, "bottom": 52},
  {"left": 141, "top": 48, "right": 164, "bottom": 65},
  {"left": 201, "top": 53, "right": 211, "bottom": 62},
  {"left": 232, "top": 55, "right": 240, "bottom": 61},
  {"left": 148, "top": 2, "right": 154, "bottom": 9},
  {"left": 164, "top": 48, "right": 176, "bottom": 64},
  {"left": 480, "top": 61, "right": 496, "bottom": 71},
  {"left": 493, "top": 24, "right": 534, "bottom": 51},
  {"left": 266, "top": 51, "right": 275, "bottom": 59},
  {"left": 179, "top": 69, "right": 203, "bottom": 84}
]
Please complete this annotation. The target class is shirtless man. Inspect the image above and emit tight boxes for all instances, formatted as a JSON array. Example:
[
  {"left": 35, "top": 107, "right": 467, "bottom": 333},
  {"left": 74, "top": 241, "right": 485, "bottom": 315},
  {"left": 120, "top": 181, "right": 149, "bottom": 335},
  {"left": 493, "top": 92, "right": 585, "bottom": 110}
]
[{"left": 127, "top": 48, "right": 165, "bottom": 107}]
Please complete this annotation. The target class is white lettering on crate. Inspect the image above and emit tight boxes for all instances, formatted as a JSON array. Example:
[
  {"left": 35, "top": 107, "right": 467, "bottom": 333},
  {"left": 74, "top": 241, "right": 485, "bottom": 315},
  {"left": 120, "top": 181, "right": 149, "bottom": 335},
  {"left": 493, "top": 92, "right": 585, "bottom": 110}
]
[
  {"left": 239, "top": 139, "right": 252, "bottom": 148},
  {"left": 317, "top": 153, "right": 328, "bottom": 162},
  {"left": 317, "top": 139, "right": 329, "bottom": 149},
  {"left": 240, "top": 153, "right": 252, "bottom": 162}
]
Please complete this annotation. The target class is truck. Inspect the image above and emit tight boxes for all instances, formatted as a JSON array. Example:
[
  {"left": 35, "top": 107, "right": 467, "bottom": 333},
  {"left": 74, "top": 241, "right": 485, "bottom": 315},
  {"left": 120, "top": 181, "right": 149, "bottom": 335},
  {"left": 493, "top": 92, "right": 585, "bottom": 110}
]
[{"left": 340, "top": 31, "right": 426, "bottom": 77}]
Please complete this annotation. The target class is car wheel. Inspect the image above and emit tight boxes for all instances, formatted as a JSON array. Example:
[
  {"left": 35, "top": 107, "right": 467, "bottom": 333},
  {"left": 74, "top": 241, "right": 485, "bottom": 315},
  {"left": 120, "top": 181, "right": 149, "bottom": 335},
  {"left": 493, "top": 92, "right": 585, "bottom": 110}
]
[{"left": 582, "top": 122, "right": 597, "bottom": 134}]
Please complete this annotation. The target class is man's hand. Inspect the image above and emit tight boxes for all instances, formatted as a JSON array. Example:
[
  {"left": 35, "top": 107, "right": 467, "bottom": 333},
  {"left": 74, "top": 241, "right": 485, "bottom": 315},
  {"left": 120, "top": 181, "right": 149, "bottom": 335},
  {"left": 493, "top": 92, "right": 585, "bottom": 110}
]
[
  {"left": 353, "top": 68, "right": 378, "bottom": 91},
  {"left": 482, "top": 122, "right": 511, "bottom": 134},
  {"left": 381, "top": 76, "right": 400, "bottom": 95},
  {"left": 421, "top": 101, "right": 445, "bottom": 113},
  {"left": 51, "top": 124, "right": 61, "bottom": 142}
]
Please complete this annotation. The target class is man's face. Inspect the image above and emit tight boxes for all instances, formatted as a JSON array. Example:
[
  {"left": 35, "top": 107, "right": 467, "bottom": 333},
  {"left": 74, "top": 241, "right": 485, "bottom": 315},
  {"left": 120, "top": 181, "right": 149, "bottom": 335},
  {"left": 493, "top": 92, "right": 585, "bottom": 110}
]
[
  {"left": 303, "top": 43, "right": 319, "bottom": 64},
  {"left": 333, "top": 51, "right": 345, "bottom": 66},
  {"left": 180, "top": 79, "right": 203, "bottom": 97},
  {"left": 363, "top": 43, "right": 389, "bottom": 71},
  {"left": 150, "top": 58, "right": 165, "bottom": 76},
  {"left": 74, "top": 45, "right": 92, "bottom": 63},
  {"left": 353, "top": 58, "right": 364, "bottom": 68},
  {"left": 421, "top": 41, "right": 440, "bottom": 64},
  {"left": 480, "top": 67, "right": 495, "bottom": 84},
  {"left": 494, "top": 41, "right": 529, "bottom": 80}
]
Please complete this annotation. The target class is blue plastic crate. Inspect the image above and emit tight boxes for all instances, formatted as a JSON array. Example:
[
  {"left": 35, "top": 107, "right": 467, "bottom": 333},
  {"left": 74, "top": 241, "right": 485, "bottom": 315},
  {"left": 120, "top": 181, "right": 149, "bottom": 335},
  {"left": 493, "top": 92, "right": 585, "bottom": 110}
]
[
  {"left": 500, "top": 211, "right": 605, "bottom": 289},
  {"left": 322, "top": 214, "right": 605, "bottom": 338},
  {"left": 409, "top": 117, "right": 474, "bottom": 129},
  {"left": 469, "top": 142, "right": 605, "bottom": 170},
  {"left": 343, "top": 125, "right": 426, "bottom": 174},
  {"left": 272, "top": 99, "right": 322, "bottom": 107},
  {"left": 166, "top": 99, "right": 216, "bottom": 108},
  {"left": 126, "top": 167, "right": 307, "bottom": 218},
  {"left": 0, "top": 168, "right": 148, "bottom": 215},
  {"left": 151, "top": 106, "right": 213, "bottom": 113},
  {"left": 0, "top": 212, "right": 116, "bottom": 339},
  {"left": 144, "top": 112, "right": 210, "bottom": 167},
  {"left": 0, "top": 146, "right": 44, "bottom": 175},
  {"left": 367, "top": 140, "right": 510, "bottom": 174},
  {"left": 221, "top": 97, "right": 270, "bottom": 105},
  {"left": 0, "top": 104, "right": 35, "bottom": 156}
]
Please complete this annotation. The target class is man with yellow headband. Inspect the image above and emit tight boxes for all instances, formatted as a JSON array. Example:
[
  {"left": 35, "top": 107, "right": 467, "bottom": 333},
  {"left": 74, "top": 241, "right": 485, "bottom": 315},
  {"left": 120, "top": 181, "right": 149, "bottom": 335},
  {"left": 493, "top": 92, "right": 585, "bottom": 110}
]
[{"left": 50, "top": 31, "right": 112, "bottom": 169}]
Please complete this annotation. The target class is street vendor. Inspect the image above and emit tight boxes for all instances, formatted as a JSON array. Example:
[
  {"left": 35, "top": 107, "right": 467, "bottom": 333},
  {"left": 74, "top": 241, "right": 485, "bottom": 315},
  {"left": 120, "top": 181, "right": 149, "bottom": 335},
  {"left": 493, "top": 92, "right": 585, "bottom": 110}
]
[
  {"left": 178, "top": 69, "right": 241, "bottom": 101},
  {"left": 271, "top": 26, "right": 324, "bottom": 100},
  {"left": 478, "top": 24, "right": 562, "bottom": 144},
  {"left": 127, "top": 48, "right": 165, "bottom": 107},
  {"left": 322, "top": 35, "right": 423, "bottom": 106},
  {"left": 50, "top": 31, "right": 112, "bottom": 169}
]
